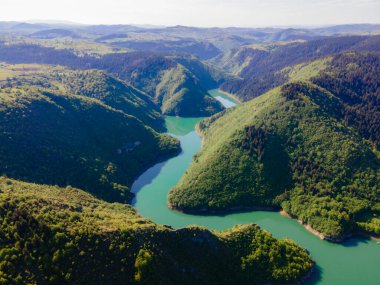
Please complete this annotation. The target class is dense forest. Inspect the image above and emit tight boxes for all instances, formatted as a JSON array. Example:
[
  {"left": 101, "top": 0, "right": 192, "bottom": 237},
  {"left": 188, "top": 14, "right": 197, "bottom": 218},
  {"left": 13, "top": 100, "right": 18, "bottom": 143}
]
[
  {"left": 101, "top": 38, "right": 221, "bottom": 60},
  {"left": 0, "top": 43, "right": 225, "bottom": 117},
  {"left": 1, "top": 22, "right": 380, "bottom": 283},
  {"left": 94, "top": 53, "right": 225, "bottom": 116},
  {"left": 212, "top": 35, "right": 380, "bottom": 101},
  {"left": 0, "top": 177, "right": 313, "bottom": 284},
  {"left": 0, "top": 64, "right": 180, "bottom": 202},
  {"left": 47, "top": 68, "right": 164, "bottom": 130},
  {"left": 311, "top": 52, "right": 380, "bottom": 148},
  {"left": 169, "top": 52, "right": 380, "bottom": 240}
]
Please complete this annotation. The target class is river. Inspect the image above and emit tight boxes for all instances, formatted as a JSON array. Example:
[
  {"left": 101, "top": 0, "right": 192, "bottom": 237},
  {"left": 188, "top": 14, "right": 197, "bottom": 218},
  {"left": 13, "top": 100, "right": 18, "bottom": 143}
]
[{"left": 132, "top": 89, "right": 380, "bottom": 285}]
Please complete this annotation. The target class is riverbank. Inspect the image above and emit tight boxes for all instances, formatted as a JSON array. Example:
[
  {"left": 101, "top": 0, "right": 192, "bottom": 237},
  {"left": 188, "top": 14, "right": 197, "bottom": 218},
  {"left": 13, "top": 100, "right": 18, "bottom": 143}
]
[
  {"left": 128, "top": 142, "right": 182, "bottom": 202},
  {"left": 216, "top": 89, "right": 242, "bottom": 104},
  {"left": 167, "top": 201, "right": 280, "bottom": 216},
  {"left": 355, "top": 231, "right": 380, "bottom": 242},
  {"left": 168, "top": 203, "right": 344, "bottom": 242},
  {"left": 168, "top": 203, "right": 380, "bottom": 244},
  {"left": 279, "top": 210, "right": 333, "bottom": 241},
  {"left": 280, "top": 210, "right": 380, "bottom": 243},
  {"left": 132, "top": 93, "right": 380, "bottom": 285},
  {"left": 195, "top": 123, "right": 205, "bottom": 146}
]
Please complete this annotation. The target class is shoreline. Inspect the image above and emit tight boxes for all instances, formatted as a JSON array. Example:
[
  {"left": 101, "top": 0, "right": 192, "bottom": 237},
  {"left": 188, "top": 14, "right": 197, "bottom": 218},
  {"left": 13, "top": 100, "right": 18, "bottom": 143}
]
[
  {"left": 194, "top": 123, "right": 205, "bottom": 146},
  {"left": 280, "top": 210, "right": 380, "bottom": 243},
  {"left": 279, "top": 210, "right": 332, "bottom": 241},
  {"left": 129, "top": 145, "right": 182, "bottom": 199},
  {"left": 167, "top": 202, "right": 280, "bottom": 216},
  {"left": 217, "top": 89, "right": 242, "bottom": 104},
  {"left": 167, "top": 203, "right": 380, "bottom": 244},
  {"left": 354, "top": 231, "right": 380, "bottom": 242},
  {"left": 167, "top": 203, "right": 316, "bottom": 284}
]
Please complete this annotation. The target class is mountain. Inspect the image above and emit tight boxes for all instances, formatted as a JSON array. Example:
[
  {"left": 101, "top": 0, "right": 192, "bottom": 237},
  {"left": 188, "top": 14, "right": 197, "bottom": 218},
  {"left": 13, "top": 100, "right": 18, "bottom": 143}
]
[
  {"left": 266, "top": 28, "right": 321, "bottom": 42},
  {"left": 212, "top": 35, "right": 380, "bottom": 101},
  {"left": 99, "top": 38, "right": 221, "bottom": 60},
  {"left": 169, "top": 52, "right": 380, "bottom": 240},
  {"left": 29, "top": 28, "right": 80, "bottom": 39},
  {"left": 47, "top": 68, "right": 165, "bottom": 130},
  {"left": 2, "top": 22, "right": 380, "bottom": 52},
  {"left": 5, "top": 22, "right": 51, "bottom": 33},
  {"left": 0, "top": 64, "right": 179, "bottom": 203},
  {"left": 95, "top": 52, "right": 225, "bottom": 116},
  {"left": 0, "top": 44, "right": 225, "bottom": 117},
  {"left": 87, "top": 24, "right": 380, "bottom": 52},
  {"left": 0, "top": 177, "right": 313, "bottom": 284},
  {"left": 312, "top": 24, "right": 380, "bottom": 36}
]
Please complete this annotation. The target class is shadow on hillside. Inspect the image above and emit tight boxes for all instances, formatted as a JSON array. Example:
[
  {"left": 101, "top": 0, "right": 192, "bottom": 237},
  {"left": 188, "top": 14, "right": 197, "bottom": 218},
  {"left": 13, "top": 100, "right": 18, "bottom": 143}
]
[
  {"left": 306, "top": 264, "right": 323, "bottom": 285},
  {"left": 131, "top": 160, "right": 168, "bottom": 196},
  {"left": 341, "top": 236, "right": 371, "bottom": 248}
]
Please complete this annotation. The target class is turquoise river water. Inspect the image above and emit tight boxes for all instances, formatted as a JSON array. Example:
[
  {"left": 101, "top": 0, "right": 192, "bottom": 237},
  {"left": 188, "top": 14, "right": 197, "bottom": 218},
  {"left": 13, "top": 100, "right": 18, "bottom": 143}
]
[{"left": 132, "top": 89, "right": 380, "bottom": 285}]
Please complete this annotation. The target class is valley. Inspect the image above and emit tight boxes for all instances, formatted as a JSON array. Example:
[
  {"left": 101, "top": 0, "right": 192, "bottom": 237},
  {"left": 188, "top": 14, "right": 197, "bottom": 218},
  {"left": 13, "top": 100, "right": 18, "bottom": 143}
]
[
  {"left": 132, "top": 90, "right": 380, "bottom": 285},
  {"left": 0, "top": 19, "right": 379, "bottom": 284}
]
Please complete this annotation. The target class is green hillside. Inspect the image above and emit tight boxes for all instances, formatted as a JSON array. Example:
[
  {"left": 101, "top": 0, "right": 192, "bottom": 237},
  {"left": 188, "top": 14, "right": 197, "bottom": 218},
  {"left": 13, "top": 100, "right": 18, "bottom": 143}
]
[
  {"left": 0, "top": 65, "right": 180, "bottom": 202},
  {"left": 53, "top": 69, "right": 165, "bottom": 130},
  {"left": 169, "top": 52, "right": 380, "bottom": 240},
  {"left": 98, "top": 53, "right": 225, "bottom": 117},
  {"left": 212, "top": 35, "right": 380, "bottom": 101},
  {"left": 0, "top": 64, "right": 164, "bottom": 129},
  {"left": 156, "top": 63, "right": 224, "bottom": 116},
  {"left": 0, "top": 177, "right": 313, "bottom": 284},
  {"left": 0, "top": 44, "right": 226, "bottom": 117}
]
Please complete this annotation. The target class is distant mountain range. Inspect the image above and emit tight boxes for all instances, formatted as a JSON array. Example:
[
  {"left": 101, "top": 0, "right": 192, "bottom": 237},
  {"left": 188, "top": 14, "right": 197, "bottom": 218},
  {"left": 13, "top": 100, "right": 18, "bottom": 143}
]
[{"left": 1, "top": 21, "right": 380, "bottom": 59}]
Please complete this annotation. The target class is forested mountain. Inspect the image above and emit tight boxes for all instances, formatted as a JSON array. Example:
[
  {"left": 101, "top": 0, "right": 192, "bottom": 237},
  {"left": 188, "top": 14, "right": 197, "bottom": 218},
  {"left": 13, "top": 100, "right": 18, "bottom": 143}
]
[
  {"left": 0, "top": 41, "right": 315, "bottom": 285},
  {"left": 29, "top": 28, "right": 80, "bottom": 39},
  {"left": 2, "top": 34, "right": 380, "bottom": 116},
  {"left": 212, "top": 35, "right": 380, "bottom": 101},
  {"left": 0, "top": 177, "right": 313, "bottom": 284},
  {"left": 2, "top": 20, "right": 380, "bottom": 283},
  {"left": 0, "top": 43, "right": 225, "bottom": 117},
  {"left": 0, "top": 64, "right": 180, "bottom": 202},
  {"left": 98, "top": 38, "right": 221, "bottom": 60},
  {"left": 94, "top": 52, "right": 225, "bottom": 116},
  {"left": 48, "top": 69, "right": 164, "bottom": 130},
  {"left": 2, "top": 21, "right": 380, "bottom": 55},
  {"left": 169, "top": 52, "right": 380, "bottom": 240}
]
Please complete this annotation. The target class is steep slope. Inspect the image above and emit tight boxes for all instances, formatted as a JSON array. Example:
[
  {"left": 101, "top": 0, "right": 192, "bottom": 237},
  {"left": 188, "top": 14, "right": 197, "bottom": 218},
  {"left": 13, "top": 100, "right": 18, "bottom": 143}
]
[
  {"left": 155, "top": 64, "right": 224, "bottom": 116},
  {"left": 173, "top": 55, "right": 232, "bottom": 89},
  {"left": 0, "top": 65, "right": 180, "bottom": 202},
  {"left": 97, "top": 52, "right": 225, "bottom": 117},
  {"left": 49, "top": 68, "right": 165, "bottom": 130},
  {"left": 169, "top": 53, "right": 380, "bottom": 240},
  {"left": 0, "top": 44, "right": 225, "bottom": 117},
  {"left": 0, "top": 63, "right": 165, "bottom": 130},
  {"left": 282, "top": 52, "right": 380, "bottom": 148},
  {"left": 212, "top": 35, "right": 380, "bottom": 101},
  {"left": 0, "top": 177, "right": 313, "bottom": 284},
  {"left": 102, "top": 38, "right": 221, "bottom": 60}
]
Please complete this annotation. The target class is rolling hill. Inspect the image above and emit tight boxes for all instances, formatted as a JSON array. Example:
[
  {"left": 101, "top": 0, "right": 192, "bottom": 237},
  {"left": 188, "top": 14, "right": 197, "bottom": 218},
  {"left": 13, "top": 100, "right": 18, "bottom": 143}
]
[
  {"left": 0, "top": 177, "right": 313, "bottom": 284},
  {"left": 169, "top": 52, "right": 380, "bottom": 240},
  {"left": 0, "top": 64, "right": 180, "bottom": 202},
  {"left": 0, "top": 43, "right": 225, "bottom": 117},
  {"left": 99, "top": 38, "right": 221, "bottom": 60},
  {"left": 96, "top": 52, "right": 225, "bottom": 116},
  {"left": 29, "top": 28, "right": 80, "bottom": 39},
  {"left": 212, "top": 35, "right": 380, "bottom": 101}
]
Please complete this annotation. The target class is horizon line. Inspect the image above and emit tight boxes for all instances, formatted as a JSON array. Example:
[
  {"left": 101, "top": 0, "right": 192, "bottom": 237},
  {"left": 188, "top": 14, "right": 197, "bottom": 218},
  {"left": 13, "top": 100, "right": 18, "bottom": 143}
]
[{"left": 2, "top": 19, "right": 380, "bottom": 30}]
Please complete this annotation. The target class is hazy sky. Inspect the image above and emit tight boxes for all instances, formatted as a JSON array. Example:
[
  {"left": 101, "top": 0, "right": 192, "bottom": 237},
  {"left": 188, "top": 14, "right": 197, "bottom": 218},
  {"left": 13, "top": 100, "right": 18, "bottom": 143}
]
[{"left": 1, "top": 0, "right": 380, "bottom": 27}]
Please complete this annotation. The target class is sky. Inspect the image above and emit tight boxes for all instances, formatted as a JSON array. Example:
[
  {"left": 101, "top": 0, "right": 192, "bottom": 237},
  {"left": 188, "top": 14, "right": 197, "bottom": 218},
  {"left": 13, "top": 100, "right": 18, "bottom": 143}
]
[{"left": 1, "top": 0, "right": 380, "bottom": 27}]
